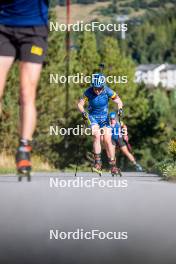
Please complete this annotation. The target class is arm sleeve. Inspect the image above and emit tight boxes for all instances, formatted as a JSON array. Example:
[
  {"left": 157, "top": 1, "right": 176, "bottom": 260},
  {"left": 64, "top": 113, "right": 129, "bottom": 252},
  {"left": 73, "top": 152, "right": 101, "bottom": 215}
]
[
  {"left": 83, "top": 95, "right": 88, "bottom": 103},
  {"left": 79, "top": 90, "right": 89, "bottom": 103},
  {"left": 79, "top": 95, "right": 88, "bottom": 103}
]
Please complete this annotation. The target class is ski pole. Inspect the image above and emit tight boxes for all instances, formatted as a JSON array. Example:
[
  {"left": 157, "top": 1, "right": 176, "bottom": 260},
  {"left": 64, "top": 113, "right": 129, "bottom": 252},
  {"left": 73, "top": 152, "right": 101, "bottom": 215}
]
[
  {"left": 74, "top": 121, "right": 89, "bottom": 177},
  {"left": 99, "top": 63, "right": 105, "bottom": 73},
  {"left": 74, "top": 144, "right": 80, "bottom": 176}
]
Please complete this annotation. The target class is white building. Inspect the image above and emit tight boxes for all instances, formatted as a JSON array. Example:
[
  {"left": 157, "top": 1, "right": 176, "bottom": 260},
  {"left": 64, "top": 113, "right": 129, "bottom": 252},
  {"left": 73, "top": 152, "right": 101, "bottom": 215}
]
[
  {"left": 135, "top": 64, "right": 176, "bottom": 90},
  {"left": 160, "top": 65, "right": 176, "bottom": 90}
]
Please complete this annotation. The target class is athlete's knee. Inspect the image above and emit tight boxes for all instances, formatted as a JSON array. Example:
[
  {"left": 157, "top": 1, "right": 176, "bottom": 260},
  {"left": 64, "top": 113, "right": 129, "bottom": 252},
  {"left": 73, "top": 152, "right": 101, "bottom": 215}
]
[
  {"left": 93, "top": 133, "right": 100, "bottom": 141},
  {"left": 103, "top": 136, "right": 111, "bottom": 145},
  {"left": 20, "top": 88, "right": 35, "bottom": 105},
  {"left": 103, "top": 131, "right": 112, "bottom": 143}
]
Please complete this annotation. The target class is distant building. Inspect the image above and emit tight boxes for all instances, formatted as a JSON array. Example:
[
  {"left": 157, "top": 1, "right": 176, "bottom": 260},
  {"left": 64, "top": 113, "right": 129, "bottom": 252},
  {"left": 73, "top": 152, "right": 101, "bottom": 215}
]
[{"left": 135, "top": 64, "right": 176, "bottom": 90}]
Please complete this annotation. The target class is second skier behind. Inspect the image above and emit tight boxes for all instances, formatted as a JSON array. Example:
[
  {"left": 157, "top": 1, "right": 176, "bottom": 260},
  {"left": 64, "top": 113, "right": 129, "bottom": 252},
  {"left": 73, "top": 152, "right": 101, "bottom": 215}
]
[{"left": 109, "top": 112, "right": 143, "bottom": 172}]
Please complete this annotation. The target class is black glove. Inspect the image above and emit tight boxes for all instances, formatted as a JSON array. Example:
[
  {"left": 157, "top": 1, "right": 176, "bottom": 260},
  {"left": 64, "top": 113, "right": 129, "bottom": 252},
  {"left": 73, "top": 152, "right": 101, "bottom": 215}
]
[
  {"left": 117, "top": 108, "right": 123, "bottom": 117},
  {"left": 82, "top": 111, "right": 89, "bottom": 121}
]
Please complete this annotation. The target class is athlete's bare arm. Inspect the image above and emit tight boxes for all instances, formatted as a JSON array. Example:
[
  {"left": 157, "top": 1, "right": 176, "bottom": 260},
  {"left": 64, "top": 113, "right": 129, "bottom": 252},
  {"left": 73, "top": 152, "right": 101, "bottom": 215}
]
[
  {"left": 77, "top": 97, "right": 87, "bottom": 113},
  {"left": 112, "top": 95, "right": 123, "bottom": 109}
]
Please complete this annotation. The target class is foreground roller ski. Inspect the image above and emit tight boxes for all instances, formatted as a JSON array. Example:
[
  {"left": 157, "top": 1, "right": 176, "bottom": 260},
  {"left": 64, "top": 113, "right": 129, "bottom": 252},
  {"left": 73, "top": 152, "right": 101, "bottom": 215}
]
[
  {"left": 16, "top": 140, "right": 32, "bottom": 182},
  {"left": 92, "top": 163, "right": 102, "bottom": 177},
  {"left": 109, "top": 159, "right": 122, "bottom": 177},
  {"left": 92, "top": 153, "right": 102, "bottom": 176}
]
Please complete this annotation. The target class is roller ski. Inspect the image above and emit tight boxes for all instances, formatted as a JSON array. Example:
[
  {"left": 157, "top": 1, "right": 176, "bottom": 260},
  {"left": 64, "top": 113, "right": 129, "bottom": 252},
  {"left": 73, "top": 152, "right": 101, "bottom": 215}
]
[
  {"left": 92, "top": 163, "right": 102, "bottom": 176},
  {"left": 109, "top": 159, "right": 122, "bottom": 177},
  {"left": 92, "top": 153, "right": 102, "bottom": 176},
  {"left": 16, "top": 139, "right": 32, "bottom": 182}
]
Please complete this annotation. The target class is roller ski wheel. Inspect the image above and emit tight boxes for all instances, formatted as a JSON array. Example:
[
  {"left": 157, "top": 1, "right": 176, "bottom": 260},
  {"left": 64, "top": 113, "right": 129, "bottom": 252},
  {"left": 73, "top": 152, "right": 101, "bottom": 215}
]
[
  {"left": 111, "top": 167, "right": 122, "bottom": 177},
  {"left": 18, "top": 169, "right": 31, "bottom": 182}
]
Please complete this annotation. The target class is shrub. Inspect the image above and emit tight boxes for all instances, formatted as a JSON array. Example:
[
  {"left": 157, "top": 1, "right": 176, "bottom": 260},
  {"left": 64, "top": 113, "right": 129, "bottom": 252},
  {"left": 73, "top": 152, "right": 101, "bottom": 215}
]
[
  {"left": 156, "top": 139, "right": 176, "bottom": 180},
  {"left": 162, "top": 163, "right": 176, "bottom": 181},
  {"left": 168, "top": 139, "right": 176, "bottom": 161}
]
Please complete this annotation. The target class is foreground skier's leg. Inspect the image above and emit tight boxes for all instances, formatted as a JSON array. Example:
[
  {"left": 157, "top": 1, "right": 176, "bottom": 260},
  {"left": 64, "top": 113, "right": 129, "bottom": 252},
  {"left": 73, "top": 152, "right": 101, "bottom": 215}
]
[
  {"left": 19, "top": 62, "right": 42, "bottom": 140},
  {"left": 91, "top": 125, "right": 102, "bottom": 176},
  {"left": 0, "top": 56, "right": 14, "bottom": 102},
  {"left": 103, "top": 127, "right": 122, "bottom": 176},
  {"left": 16, "top": 62, "right": 42, "bottom": 179},
  {"left": 92, "top": 153, "right": 102, "bottom": 176}
]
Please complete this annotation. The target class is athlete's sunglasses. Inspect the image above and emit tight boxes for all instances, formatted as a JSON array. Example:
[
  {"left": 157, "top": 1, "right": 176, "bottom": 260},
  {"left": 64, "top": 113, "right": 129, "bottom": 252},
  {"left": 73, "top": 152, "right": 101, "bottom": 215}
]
[{"left": 93, "top": 87, "right": 104, "bottom": 91}]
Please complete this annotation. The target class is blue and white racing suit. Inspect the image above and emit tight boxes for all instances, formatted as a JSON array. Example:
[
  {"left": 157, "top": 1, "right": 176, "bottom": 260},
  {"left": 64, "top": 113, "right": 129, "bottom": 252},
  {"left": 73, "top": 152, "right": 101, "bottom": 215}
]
[{"left": 83, "top": 86, "right": 118, "bottom": 128}]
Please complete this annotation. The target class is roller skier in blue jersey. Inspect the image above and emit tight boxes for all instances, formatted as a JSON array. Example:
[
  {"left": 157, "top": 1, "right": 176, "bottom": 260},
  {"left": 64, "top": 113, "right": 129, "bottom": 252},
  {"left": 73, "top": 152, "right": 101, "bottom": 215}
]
[
  {"left": 77, "top": 73, "right": 123, "bottom": 176},
  {"left": 0, "top": 0, "right": 49, "bottom": 180}
]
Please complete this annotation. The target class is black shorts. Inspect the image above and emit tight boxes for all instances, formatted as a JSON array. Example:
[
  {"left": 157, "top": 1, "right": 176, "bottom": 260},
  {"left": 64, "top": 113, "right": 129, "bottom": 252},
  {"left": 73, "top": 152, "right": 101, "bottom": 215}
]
[
  {"left": 118, "top": 137, "right": 127, "bottom": 147},
  {"left": 0, "top": 25, "right": 48, "bottom": 64}
]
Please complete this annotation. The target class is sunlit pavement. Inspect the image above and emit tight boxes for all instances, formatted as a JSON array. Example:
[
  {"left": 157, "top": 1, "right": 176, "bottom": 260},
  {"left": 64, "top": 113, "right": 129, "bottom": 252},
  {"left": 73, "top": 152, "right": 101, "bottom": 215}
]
[{"left": 0, "top": 172, "right": 175, "bottom": 264}]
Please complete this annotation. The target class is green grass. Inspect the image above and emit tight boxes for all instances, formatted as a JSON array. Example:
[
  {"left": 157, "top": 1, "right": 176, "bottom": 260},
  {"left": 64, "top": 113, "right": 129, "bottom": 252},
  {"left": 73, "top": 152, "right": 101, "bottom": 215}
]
[
  {"left": 0, "top": 152, "right": 55, "bottom": 174},
  {"left": 0, "top": 168, "right": 16, "bottom": 174}
]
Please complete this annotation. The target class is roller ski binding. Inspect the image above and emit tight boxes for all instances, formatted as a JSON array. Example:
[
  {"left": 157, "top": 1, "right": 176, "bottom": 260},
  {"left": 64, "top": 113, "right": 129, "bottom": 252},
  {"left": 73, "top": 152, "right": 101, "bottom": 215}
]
[
  {"left": 109, "top": 159, "right": 122, "bottom": 177},
  {"left": 16, "top": 139, "right": 32, "bottom": 182},
  {"left": 92, "top": 153, "right": 102, "bottom": 177}
]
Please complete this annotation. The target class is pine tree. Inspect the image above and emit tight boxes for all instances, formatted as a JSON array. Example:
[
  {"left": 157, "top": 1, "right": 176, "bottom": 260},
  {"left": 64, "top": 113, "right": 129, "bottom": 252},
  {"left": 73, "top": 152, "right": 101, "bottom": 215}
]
[
  {"left": 76, "top": 31, "right": 100, "bottom": 78},
  {"left": 101, "top": 36, "right": 149, "bottom": 124}
]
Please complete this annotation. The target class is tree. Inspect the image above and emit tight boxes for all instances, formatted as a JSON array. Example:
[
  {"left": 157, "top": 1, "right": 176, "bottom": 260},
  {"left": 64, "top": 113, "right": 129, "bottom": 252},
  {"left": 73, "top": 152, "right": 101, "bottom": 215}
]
[
  {"left": 100, "top": 37, "right": 149, "bottom": 125},
  {"left": 76, "top": 31, "right": 100, "bottom": 77}
]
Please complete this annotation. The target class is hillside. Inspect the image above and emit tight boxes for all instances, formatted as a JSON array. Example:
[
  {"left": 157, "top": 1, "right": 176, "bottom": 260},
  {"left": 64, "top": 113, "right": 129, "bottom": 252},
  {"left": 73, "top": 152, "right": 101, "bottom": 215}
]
[
  {"left": 55, "top": 2, "right": 110, "bottom": 24},
  {"left": 54, "top": 0, "right": 176, "bottom": 24}
]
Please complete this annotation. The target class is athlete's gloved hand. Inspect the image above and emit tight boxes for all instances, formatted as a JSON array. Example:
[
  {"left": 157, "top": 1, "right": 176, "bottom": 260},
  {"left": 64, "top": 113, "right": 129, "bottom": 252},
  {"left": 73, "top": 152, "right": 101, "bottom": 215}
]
[
  {"left": 82, "top": 111, "right": 89, "bottom": 121},
  {"left": 117, "top": 108, "right": 123, "bottom": 117}
]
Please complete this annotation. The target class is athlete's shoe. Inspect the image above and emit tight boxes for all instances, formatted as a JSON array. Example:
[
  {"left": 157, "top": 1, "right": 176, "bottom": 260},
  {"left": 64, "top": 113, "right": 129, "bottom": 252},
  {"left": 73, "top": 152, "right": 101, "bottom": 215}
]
[
  {"left": 92, "top": 153, "right": 102, "bottom": 176},
  {"left": 109, "top": 159, "right": 122, "bottom": 177},
  {"left": 92, "top": 161, "right": 102, "bottom": 176},
  {"left": 111, "top": 165, "right": 122, "bottom": 177},
  {"left": 93, "top": 162, "right": 102, "bottom": 171},
  {"left": 135, "top": 163, "right": 143, "bottom": 172},
  {"left": 16, "top": 139, "right": 32, "bottom": 174}
]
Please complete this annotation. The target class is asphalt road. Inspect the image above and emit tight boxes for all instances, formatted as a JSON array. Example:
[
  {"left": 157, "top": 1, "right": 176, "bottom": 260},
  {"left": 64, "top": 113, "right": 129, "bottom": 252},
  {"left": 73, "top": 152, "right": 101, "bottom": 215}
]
[{"left": 0, "top": 172, "right": 176, "bottom": 264}]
